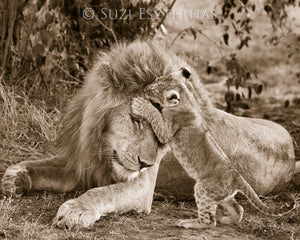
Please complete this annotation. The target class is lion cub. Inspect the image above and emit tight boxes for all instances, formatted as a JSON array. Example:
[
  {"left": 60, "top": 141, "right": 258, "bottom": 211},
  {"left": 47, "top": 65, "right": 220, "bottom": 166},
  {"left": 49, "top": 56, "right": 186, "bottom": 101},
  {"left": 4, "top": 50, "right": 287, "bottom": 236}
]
[{"left": 131, "top": 67, "right": 297, "bottom": 229}]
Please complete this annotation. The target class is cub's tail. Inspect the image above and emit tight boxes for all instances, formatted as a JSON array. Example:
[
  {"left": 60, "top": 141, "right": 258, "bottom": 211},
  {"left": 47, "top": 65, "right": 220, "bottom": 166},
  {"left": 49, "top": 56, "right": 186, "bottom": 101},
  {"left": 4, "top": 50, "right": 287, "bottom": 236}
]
[
  {"left": 205, "top": 129, "right": 299, "bottom": 216},
  {"left": 237, "top": 174, "right": 299, "bottom": 216}
]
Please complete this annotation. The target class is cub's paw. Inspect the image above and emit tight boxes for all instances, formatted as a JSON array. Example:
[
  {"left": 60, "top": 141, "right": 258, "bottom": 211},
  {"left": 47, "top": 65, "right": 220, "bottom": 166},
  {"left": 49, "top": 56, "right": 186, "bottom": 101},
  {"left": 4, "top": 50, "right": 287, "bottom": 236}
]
[
  {"left": 1, "top": 164, "right": 31, "bottom": 198},
  {"left": 131, "top": 97, "right": 149, "bottom": 117},
  {"left": 53, "top": 199, "right": 101, "bottom": 229}
]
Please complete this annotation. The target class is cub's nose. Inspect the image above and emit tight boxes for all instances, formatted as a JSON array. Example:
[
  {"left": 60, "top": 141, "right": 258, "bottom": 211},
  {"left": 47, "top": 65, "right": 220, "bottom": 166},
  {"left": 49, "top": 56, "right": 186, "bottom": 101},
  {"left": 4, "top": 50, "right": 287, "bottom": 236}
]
[{"left": 138, "top": 156, "right": 153, "bottom": 169}]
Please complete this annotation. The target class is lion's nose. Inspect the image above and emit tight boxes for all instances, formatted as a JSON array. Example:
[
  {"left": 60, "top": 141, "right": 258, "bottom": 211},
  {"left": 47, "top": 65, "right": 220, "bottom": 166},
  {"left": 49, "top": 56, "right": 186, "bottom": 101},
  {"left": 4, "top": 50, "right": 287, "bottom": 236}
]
[{"left": 138, "top": 156, "right": 153, "bottom": 169}]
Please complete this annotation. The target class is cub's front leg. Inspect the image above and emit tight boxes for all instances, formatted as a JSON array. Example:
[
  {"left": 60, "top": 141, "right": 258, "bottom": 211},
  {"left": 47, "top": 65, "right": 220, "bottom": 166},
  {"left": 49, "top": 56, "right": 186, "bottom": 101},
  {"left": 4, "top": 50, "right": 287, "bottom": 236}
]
[{"left": 131, "top": 97, "right": 169, "bottom": 144}]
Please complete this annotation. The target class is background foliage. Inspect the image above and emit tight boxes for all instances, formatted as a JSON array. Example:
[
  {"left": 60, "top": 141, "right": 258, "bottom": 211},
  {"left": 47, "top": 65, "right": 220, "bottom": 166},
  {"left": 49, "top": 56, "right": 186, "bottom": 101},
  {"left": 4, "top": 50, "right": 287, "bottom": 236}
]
[
  {"left": 0, "top": 0, "right": 172, "bottom": 107},
  {"left": 0, "top": 0, "right": 298, "bottom": 110},
  {"left": 171, "top": 0, "right": 299, "bottom": 112}
]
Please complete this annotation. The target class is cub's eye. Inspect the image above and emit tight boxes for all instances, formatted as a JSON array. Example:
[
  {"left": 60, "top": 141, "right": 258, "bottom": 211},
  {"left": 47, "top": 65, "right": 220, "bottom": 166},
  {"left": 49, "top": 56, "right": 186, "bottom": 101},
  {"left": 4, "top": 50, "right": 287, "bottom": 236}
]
[
  {"left": 181, "top": 67, "right": 191, "bottom": 79},
  {"left": 167, "top": 93, "right": 179, "bottom": 102}
]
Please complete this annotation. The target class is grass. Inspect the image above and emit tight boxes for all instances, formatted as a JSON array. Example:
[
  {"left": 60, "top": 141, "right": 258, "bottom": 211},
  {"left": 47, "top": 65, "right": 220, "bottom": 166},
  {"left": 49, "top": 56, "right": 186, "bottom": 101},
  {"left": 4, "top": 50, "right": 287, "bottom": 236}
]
[
  {"left": 0, "top": 81, "right": 57, "bottom": 142},
  {"left": 0, "top": 194, "right": 299, "bottom": 239},
  {"left": 0, "top": 80, "right": 57, "bottom": 175},
  {"left": 0, "top": 0, "right": 300, "bottom": 239}
]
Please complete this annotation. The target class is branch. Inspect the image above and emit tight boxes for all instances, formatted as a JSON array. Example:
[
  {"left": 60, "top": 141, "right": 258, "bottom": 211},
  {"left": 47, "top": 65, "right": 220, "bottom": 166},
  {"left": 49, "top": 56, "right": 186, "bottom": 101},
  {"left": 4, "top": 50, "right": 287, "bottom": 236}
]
[
  {"left": 154, "top": 0, "right": 177, "bottom": 35},
  {"left": 94, "top": 15, "right": 118, "bottom": 45},
  {"left": 171, "top": 28, "right": 189, "bottom": 45},
  {"left": 199, "top": 30, "right": 224, "bottom": 58},
  {"left": 50, "top": 59, "right": 83, "bottom": 84},
  {"left": 171, "top": 27, "right": 224, "bottom": 58}
]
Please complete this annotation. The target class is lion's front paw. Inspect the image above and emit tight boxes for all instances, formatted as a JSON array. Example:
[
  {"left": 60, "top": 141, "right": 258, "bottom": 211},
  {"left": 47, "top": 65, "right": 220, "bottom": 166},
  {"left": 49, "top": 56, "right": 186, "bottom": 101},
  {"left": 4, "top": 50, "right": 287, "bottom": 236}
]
[
  {"left": 131, "top": 97, "right": 149, "bottom": 117},
  {"left": 1, "top": 164, "right": 31, "bottom": 198},
  {"left": 53, "top": 199, "right": 101, "bottom": 229},
  {"left": 176, "top": 218, "right": 216, "bottom": 229}
]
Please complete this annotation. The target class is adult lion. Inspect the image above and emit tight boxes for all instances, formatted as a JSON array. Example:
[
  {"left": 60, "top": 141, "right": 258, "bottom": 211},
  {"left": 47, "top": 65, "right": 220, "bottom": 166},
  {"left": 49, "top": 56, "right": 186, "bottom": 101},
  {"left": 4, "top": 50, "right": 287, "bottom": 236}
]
[{"left": 1, "top": 40, "right": 299, "bottom": 228}]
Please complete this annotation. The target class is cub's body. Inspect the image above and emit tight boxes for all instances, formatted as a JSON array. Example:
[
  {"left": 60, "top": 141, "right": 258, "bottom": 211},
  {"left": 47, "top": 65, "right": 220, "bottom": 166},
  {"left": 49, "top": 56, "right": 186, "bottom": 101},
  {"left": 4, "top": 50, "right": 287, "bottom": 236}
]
[{"left": 131, "top": 67, "right": 297, "bottom": 229}]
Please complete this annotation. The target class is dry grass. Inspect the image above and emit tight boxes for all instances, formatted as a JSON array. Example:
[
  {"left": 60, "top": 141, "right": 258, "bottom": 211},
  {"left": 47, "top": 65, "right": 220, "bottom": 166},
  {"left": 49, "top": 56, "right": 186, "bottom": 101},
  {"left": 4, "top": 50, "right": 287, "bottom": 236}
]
[
  {"left": 0, "top": 80, "right": 58, "bottom": 174},
  {"left": 0, "top": 80, "right": 58, "bottom": 142},
  {"left": 0, "top": 194, "right": 299, "bottom": 239}
]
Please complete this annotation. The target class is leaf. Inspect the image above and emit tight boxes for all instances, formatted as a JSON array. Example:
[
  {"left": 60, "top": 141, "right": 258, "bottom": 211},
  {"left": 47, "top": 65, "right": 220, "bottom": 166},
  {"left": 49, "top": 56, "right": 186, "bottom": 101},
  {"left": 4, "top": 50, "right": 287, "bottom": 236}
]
[
  {"left": 189, "top": 28, "right": 197, "bottom": 40},
  {"left": 45, "top": 13, "right": 53, "bottom": 25},
  {"left": 226, "top": 78, "right": 234, "bottom": 89},
  {"left": 248, "top": 86, "right": 252, "bottom": 99},
  {"left": 223, "top": 33, "right": 229, "bottom": 45},
  {"left": 235, "top": 77, "right": 240, "bottom": 89},
  {"left": 253, "top": 84, "right": 263, "bottom": 94},
  {"left": 224, "top": 25, "right": 229, "bottom": 31},
  {"left": 264, "top": 5, "right": 272, "bottom": 13},
  {"left": 48, "top": 40, "right": 56, "bottom": 51},
  {"left": 225, "top": 91, "right": 234, "bottom": 103},
  {"left": 238, "top": 40, "right": 245, "bottom": 49},
  {"left": 41, "top": 30, "right": 55, "bottom": 49},
  {"left": 245, "top": 36, "right": 251, "bottom": 46},
  {"left": 226, "top": 102, "right": 232, "bottom": 113},
  {"left": 32, "top": 44, "right": 44, "bottom": 57},
  {"left": 207, "top": 66, "right": 212, "bottom": 74},
  {"left": 246, "top": 72, "right": 251, "bottom": 79},
  {"left": 293, "top": 98, "right": 300, "bottom": 105},
  {"left": 284, "top": 100, "right": 289, "bottom": 108}
]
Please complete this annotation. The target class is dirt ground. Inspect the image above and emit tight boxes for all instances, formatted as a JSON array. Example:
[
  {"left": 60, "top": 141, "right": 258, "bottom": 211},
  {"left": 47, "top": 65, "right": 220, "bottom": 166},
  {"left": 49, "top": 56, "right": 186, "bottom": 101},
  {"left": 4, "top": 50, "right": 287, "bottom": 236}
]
[{"left": 0, "top": 190, "right": 299, "bottom": 240}]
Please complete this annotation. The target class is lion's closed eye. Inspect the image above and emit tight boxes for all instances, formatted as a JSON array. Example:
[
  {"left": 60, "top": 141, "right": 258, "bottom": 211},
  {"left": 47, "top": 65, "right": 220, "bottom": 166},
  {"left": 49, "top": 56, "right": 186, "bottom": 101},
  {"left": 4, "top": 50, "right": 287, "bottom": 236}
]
[{"left": 150, "top": 100, "right": 162, "bottom": 112}]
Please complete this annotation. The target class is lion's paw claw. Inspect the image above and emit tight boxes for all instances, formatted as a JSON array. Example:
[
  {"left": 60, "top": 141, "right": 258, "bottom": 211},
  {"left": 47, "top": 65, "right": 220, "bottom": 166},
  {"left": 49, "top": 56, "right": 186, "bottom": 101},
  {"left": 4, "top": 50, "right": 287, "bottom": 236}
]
[{"left": 53, "top": 199, "right": 101, "bottom": 229}]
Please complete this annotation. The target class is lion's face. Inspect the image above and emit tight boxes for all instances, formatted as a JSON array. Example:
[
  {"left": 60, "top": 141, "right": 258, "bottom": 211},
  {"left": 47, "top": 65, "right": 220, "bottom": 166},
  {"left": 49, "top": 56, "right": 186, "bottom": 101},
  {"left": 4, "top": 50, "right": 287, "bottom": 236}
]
[{"left": 103, "top": 104, "right": 159, "bottom": 181}]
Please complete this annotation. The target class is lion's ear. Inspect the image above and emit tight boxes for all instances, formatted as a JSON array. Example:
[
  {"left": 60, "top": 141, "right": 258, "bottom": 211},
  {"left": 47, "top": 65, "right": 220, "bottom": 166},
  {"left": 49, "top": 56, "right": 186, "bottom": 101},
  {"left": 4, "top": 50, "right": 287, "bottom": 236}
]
[{"left": 100, "top": 62, "right": 121, "bottom": 89}]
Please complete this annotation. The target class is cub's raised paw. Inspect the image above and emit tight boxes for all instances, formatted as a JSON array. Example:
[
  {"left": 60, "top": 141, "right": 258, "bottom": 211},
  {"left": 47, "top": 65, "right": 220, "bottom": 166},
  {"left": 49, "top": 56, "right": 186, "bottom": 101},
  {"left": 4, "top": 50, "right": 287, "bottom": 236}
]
[
  {"left": 1, "top": 164, "right": 31, "bottom": 198},
  {"left": 176, "top": 219, "right": 216, "bottom": 229},
  {"left": 53, "top": 199, "right": 101, "bottom": 229},
  {"left": 131, "top": 97, "right": 149, "bottom": 117}
]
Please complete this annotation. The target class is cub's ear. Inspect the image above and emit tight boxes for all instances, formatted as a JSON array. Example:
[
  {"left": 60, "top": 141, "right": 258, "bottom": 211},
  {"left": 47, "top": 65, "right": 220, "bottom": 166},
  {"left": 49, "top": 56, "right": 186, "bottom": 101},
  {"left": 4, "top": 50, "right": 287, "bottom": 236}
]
[
  {"left": 100, "top": 62, "right": 121, "bottom": 89},
  {"left": 180, "top": 67, "right": 191, "bottom": 79}
]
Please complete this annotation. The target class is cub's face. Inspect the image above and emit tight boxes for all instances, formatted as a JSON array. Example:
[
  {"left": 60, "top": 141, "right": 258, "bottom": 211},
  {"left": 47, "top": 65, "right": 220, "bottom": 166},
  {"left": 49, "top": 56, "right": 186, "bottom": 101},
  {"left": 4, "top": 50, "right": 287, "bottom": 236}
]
[
  {"left": 104, "top": 104, "right": 159, "bottom": 181},
  {"left": 144, "top": 67, "right": 194, "bottom": 111}
]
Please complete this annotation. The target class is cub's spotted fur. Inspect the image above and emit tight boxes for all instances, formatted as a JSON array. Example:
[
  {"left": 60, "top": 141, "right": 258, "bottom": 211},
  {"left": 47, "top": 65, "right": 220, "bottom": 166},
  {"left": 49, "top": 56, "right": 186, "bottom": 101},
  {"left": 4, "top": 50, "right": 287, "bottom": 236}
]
[{"left": 131, "top": 67, "right": 298, "bottom": 229}]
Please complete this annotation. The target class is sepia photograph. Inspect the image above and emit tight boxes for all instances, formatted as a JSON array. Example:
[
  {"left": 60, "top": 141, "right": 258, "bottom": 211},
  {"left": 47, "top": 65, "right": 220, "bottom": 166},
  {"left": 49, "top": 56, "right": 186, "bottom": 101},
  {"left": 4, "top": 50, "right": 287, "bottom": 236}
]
[{"left": 0, "top": 0, "right": 300, "bottom": 239}]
